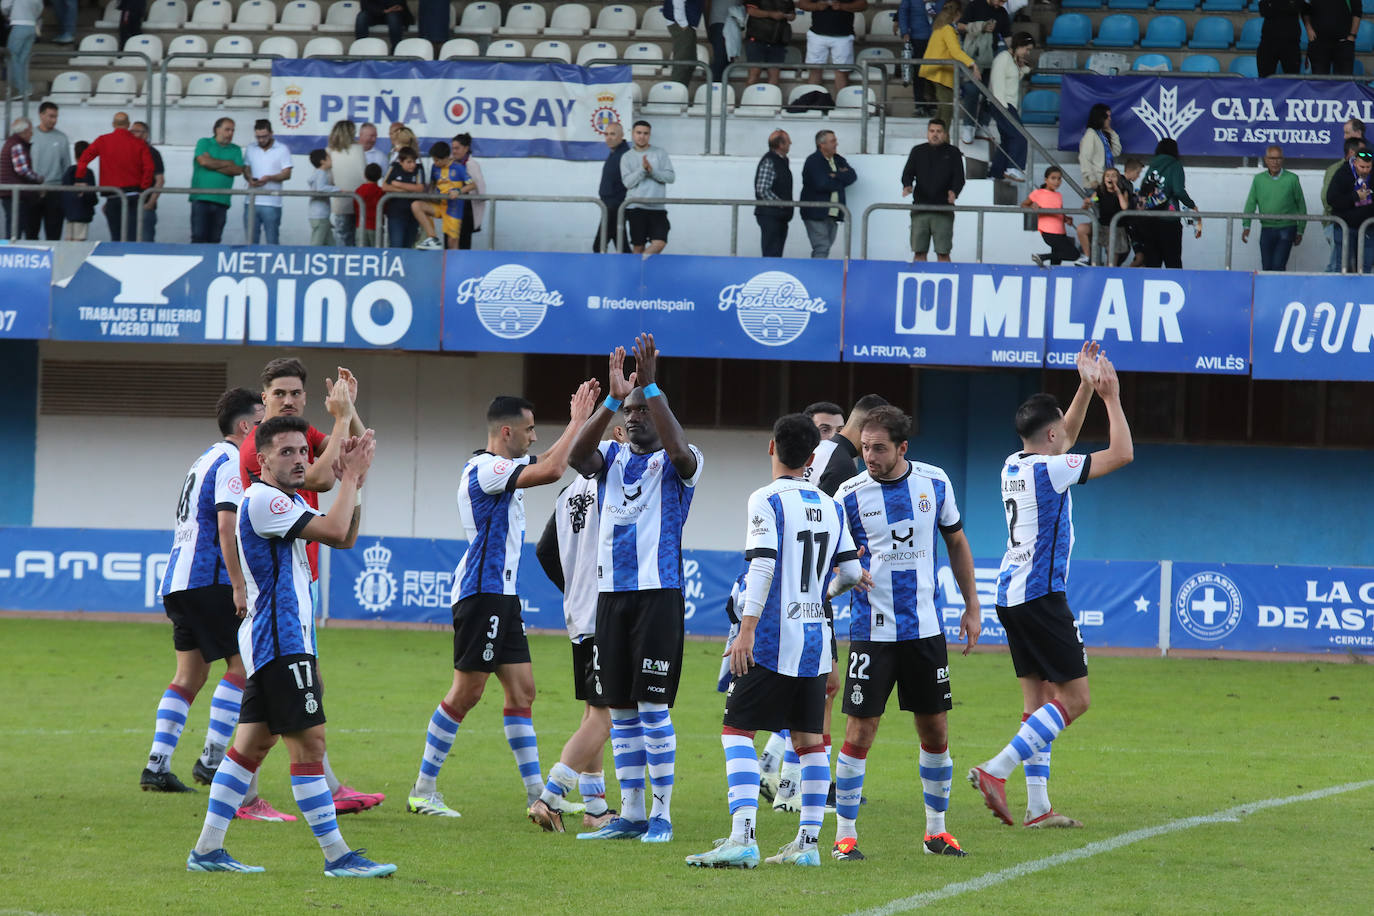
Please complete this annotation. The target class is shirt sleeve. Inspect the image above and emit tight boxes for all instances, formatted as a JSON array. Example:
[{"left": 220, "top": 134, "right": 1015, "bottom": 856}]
[
  {"left": 472, "top": 453, "right": 533, "bottom": 495},
  {"left": 674, "top": 444, "right": 705, "bottom": 488},
  {"left": 239, "top": 434, "right": 259, "bottom": 488},
  {"left": 307, "top": 424, "right": 328, "bottom": 456},
  {"left": 833, "top": 504, "right": 859, "bottom": 564},
  {"left": 214, "top": 455, "right": 246, "bottom": 512},
  {"left": 743, "top": 490, "right": 778, "bottom": 560},
  {"left": 936, "top": 474, "right": 963, "bottom": 533},
  {"left": 247, "top": 490, "right": 317, "bottom": 541},
  {"left": 1045, "top": 453, "right": 1092, "bottom": 492}
]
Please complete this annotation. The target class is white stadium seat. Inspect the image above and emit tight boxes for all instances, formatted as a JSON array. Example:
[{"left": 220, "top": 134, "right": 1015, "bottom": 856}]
[
  {"left": 544, "top": 3, "right": 591, "bottom": 36},
  {"left": 638, "top": 8, "right": 670, "bottom": 35},
  {"left": 394, "top": 37, "right": 435, "bottom": 59},
  {"left": 94, "top": 0, "right": 121, "bottom": 28},
  {"left": 225, "top": 73, "right": 272, "bottom": 108},
  {"left": 145, "top": 0, "right": 189, "bottom": 28},
  {"left": 209, "top": 34, "right": 254, "bottom": 69},
  {"left": 255, "top": 36, "right": 300, "bottom": 67},
  {"left": 189, "top": 0, "right": 233, "bottom": 29},
  {"left": 47, "top": 71, "right": 93, "bottom": 104},
  {"left": 184, "top": 72, "right": 230, "bottom": 105},
  {"left": 70, "top": 33, "right": 120, "bottom": 66},
  {"left": 641, "top": 80, "right": 688, "bottom": 115},
  {"left": 735, "top": 82, "right": 782, "bottom": 116},
  {"left": 303, "top": 36, "right": 345, "bottom": 57},
  {"left": 624, "top": 42, "right": 664, "bottom": 77},
  {"left": 321, "top": 0, "right": 360, "bottom": 32},
  {"left": 830, "top": 85, "right": 874, "bottom": 118},
  {"left": 486, "top": 39, "right": 527, "bottom": 58},
  {"left": 235, "top": 0, "right": 279, "bottom": 27},
  {"left": 855, "top": 46, "right": 896, "bottom": 76},
  {"left": 166, "top": 34, "right": 208, "bottom": 68},
  {"left": 457, "top": 2, "right": 501, "bottom": 35},
  {"left": 91, "top": 72, "right": 138, "bottom": 105},
  {"left": 691, "top": 81, "right": 736, "bottom": 112},
  {"left": 531, "top": 40, "right": 572, "bottom": 63},
  {"left": 590, "top": 4, "right": 637, "bottom": 36},
  {"left": 276, "top": 0, "right": 322, "bottom": 30},
  {"left": 348, "top": 36, "right": 390, "bottom": 55},
  {"left": 117, "top": 34, "right": 164, "bottom": 67},
  {"left": 438, "top": 37, "right": 481, "bottom": 59},
  {"left": 575, "top": 40, "right": 616, "bottom": 66},
  {"left": 137, "top": 72, "right": 184, "bottom": 107},
  {"left": 501, "top": 3, "right": 546, "bottom": 35}
]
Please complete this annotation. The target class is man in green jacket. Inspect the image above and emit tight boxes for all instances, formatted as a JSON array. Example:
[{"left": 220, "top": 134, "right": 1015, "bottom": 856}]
[{"left": 1241, "top": 145, "right": 1307, "bottom": 272}]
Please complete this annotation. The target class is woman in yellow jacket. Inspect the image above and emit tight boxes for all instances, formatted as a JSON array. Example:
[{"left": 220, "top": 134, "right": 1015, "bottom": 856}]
[{"left": 919, "top": 1, "right": 981, "bottom": 125}]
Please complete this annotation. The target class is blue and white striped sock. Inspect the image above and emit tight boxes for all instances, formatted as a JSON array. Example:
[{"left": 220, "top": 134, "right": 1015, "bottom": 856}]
[
  {"left": 194, "top": 747, "right": 254, "bottom": 853},
  {"left": 795, "top": 744, "right": 829, "bottom": 848},
  {"left": 291, "top": 762, "right": 349, "bottom": 861},
  {"left": 539, "top": 760, "right": 578, "bottom": 807},
  {"left": 640, "top": 702, "right": 675, "bottom": 822},
  {"left": 1025, "top": 711, "right": 1053, "bottom": 818},
  {"left": 147, "top": 683, "right": 193, "bottom": 772},
  {"left": 610, "top": 708, "right": 646, "bottom": 822},
  {"left": 199, "top": 674, "right": 244, "bottom": 768},
  {"left": 777, "top": 732, "right": 802, "bottom": 803},
  {"left": 834, "top": 741, "right": 867, "bottom": 840},
  {"left": 503, "top": 706, "right": 543, "bottom": 804},
  {"left": 722, "top": 728, "right": 760, "bottom": 844},
  {"left": 919, "top": 743, "right": 953, "bottom": 836},
  {"left": 987, "top": 700, "right": 1069, "bottom": 780},
  {"left": 415, "top": 701, "right": 461, "bottom": 794},
  {"left": 579, "top": 771, "right": 609, "bottom": 816},
  {"left": 759, "top": 731, "right": 787, "bottom": 776}
]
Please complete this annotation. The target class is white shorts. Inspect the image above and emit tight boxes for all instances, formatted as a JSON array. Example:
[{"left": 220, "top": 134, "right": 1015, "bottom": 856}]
[{"left": 806, "top": 32, "right": 856, "bottom": 65}]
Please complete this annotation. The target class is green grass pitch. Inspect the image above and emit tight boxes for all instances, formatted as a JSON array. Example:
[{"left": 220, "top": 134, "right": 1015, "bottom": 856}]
[{"left": 2, "top": 617, "right": 1372, "bottom": 915}]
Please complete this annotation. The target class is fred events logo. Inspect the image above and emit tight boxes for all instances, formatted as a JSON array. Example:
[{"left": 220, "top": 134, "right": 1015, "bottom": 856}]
[
  {"left": 718, "top": 270, "right": 827, "bottom": 347},
  {"left": 1175, "top": 570, "right": 1243, "bottom": 641},
  {"left": 455, "top": 264, "right": 564, "bottom": 340},
  {"left": 354, "top": 542, "right": 398, "bottom": 614},
  {"left": 1130, "top": 85, "right": 1204, "bottom": 143}
]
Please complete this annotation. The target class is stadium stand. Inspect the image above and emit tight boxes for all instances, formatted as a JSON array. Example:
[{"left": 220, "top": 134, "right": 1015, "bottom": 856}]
[
  {"left": 1140, "top": 16, "right": 1188, "bottom": 49},
  {"left": 1092, "top": 14, "right": 1141, "bottom": 48},
  {"left": 276, "top": 0, "right": 323, "bottom": 31},
  {"left": 439, "top": 37, "right": 482, "bottom": 59},
  {"left": 1020, "top": 89, "right": 1061, "bottom": 125},
  {"left": 544, "top": 3, "right": 592, "bottom": 36},
  {"left": 1188, "top": 17, "right": 1235, "bottom": 50},
  {"left": 642, "top": 80, "right": 689, "bottom": 115},
  {"left": 394, "top": 37, "right": 438, "bottom": 59},
  {"left": 1180, "top": 53, "right": 1221, "bottom": 71},
  {"left": 1048, "top": 14, "right": 1093, "bottom": 47},
  {"left": 303, "top": 36, "right": 345, "bottom": 57},
  {"left": 322, "top": 0, "right": 362, "bottom": 31},
  {"left": 1132, "top": 52, "right": 1172, "bottom": 71},
  {"left": 531, "top": 39, "right": 574, "bottom": 63}
]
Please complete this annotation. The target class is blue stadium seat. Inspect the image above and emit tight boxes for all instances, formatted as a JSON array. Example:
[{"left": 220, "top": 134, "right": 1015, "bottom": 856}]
[
  {"left": 1047, "top": 13, "right": 1093, "bottom": 47},
  {"left": 1358, "top": 20, "right": 1374, "bottom": 53},
  {"left": 1107, "top": 0, "right": 1150, "bottom": 8},
  {"left": 1181, "top": 53, "right": 1221, "bottom": 72},
  {"left": 1093, "top": 13, "right": 1141, "bottom": 47},
  {"left": 1236, "top": 17, "right": 1262, "bottom": 51},
  {"left": 1228, "top": 55, "right": 1258, "bottom": 77},
  {"left": 1153, "top": 0, "right": 1195, "bottom": 10},
  {"left": 1060, "top": 0, "right": 1102, "bottom": 8},
  {"left": 1189, "top": 17, "right": 1235, "bottom": 49},
  {"left": 1132, "top": 52, "right": 1173, "bottom": 71},
  {"left": 1141, "top": 16, "right": 1188, "bottom": 48},
  {"left": 1021, "top": 89, "right": 1061, "bottom": 125},
  {"left": 1201, "top": 0, "right": 1244, "bottom": 10}
]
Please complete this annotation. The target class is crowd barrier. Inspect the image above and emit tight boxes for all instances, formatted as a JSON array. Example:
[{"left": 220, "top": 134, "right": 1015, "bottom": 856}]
[
  {"left": 6, "top": 243, "right": 1374, "bottom": 380},
  {"left": 2, "top": 525, "right": 1370, "bottom": 655}
]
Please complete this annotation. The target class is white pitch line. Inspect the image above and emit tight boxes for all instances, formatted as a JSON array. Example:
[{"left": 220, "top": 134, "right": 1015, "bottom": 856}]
[{"left": 845, "top": 779, "right": 1374, "bottom": 916}]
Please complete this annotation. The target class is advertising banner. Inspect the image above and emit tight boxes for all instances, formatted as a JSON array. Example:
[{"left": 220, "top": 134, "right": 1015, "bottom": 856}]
[
  {"left": 1251, "top": 273, "right": 1374, "bottom": 380},
  {"left": 1060, "top": 74, "right": 1374, "bottom": 158},
  {"left": 441, "top": 251, "right": 843, "bottom": 361},
  {"left": 0, "top": 246, "right": 53, "bottom": 340},
  {"left": 0, "top": 526, "right": 170, "bottom": 613},
  {"left": 269, "top": 60, "right": 633, "bottom": 159},
  {"left": 843, "top": 261, "right": 1250, "bottom": 373},
  {"left": 51, "top": 243, "right": 442, "bottom": 350}
]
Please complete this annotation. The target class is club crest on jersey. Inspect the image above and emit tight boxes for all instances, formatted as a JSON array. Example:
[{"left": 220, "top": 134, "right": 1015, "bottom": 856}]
[
  {"left": 304, "top": 691, "right": 318, "bottom": 715},
  {"left": 850, "top": 684, "right": 863, "bottom": 706},
  {"left": 353, "top": 541, "right": 398, "bottom": 614},
  {"left": 568, "top": 491, "right": 595, "bottom": 534},
  {"left": 918, "top": 494, "right": 932, "bottom": 513},
  {"left": 269, "top": 495, "right": 292, "bottom": 515},
  {"left": 483, "top": 642, "right": 495, "bottom": 662}
]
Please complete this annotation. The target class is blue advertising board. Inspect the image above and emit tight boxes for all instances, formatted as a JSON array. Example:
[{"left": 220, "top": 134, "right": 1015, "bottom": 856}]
[
  {"left": 1251, "top": 273, "right": 1374, "bottom": 381},
  {"left": 1060, "top": 75, "right": 1374, "bottom": 158},
  {"left": 1172, "top": 562, "right": 1374, "bottom": 653},
  {"left": 843, "top": 261, "right": 1250, "bottom": 373},
  {"left": 51, "top": 243, "right": 442, "bottom": 350},
  {"left": 0, "top": 247, "right": 53, "bottom": 339},
  {"left": 441, "top": 251, "right": 843, "bottom": 361},
  {"left": 0, "top": 526, "right": 170, "bottom": 613}
]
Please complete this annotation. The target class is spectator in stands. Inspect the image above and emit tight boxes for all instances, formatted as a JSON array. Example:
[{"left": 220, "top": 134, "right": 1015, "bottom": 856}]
[
  {"left": 709, "top": 0, "right": 746, "bottom": 82},
  {"left": 743, "top": 0, "right": 794, "bottom": 87},
  {"left": 1023, "top": 166, "right": 1081, "bottom": 267},
  {"left": 987, "top": 31, "right": 1031, "bottom": 183},
  {"left": 1304, "top": 0, "right": 1361, "bottom": 75},
  {"left": 1078, "top": 103, "right": 1120, "bottom": 192},
  {"left": 359, "top": 123, "right": 388, "bottom": 173},
  {"left": 800, "top": 128, "right": 856, "bottom": 258},
  {"left": 391, "top": 126, "right": 418, "bottom": 163},
  {"left": 1323, "top": 135, "right": 1367, "bottom": 271},
  {"left": 1347, "top": 118, "right": 1367, "bottom": 140},
  {"left": 1241, "top": 145, "right": 1307, "bottom": 272},
  {"left": 1138, "top": 137, "right": 1200, "bottom": 269},
  {"left": 119, "top": 0, "right": 146, "bottom": 47},
  {"left": 2, "top": 0, "right": 39, "bottom": 102},
  {"left": 1326, "top": 147, "right": 1374, "bottom": 272},
  {"left": 1079, "top": 166, "right": 1134, "bottom": 265},
  {"left": 411, "top": 140, "right": 450, "bottom": 250},
  {"left": 901, "top": 117, "right": 964, "bottom": 262},
  {"left": 434, "top": 143, "right": 476, "bottom": 249},
  {"left": 1118, "top": 158, "right": 1146, "bottom": 267},
  {"left": 130, "top": 121, "right": 164, "bottom": 242},
  {"left": 307, "top": 148, "right": 338, "bottom": 246},
  {"left": 800, "top": 0, "right": 869, "bottom": 97},
  {"left": 189, "top": 117, "right": 244, "bottom": 244},
  {"left": 0, "top": 117, "right": 42, "bottom": 238},
  {"left": 898, "top": 0, "right": 936, "bottom": 117},
  {"left": 621, "top": 120, "right": 676, "bottom": 257},
  {"left": 595, "top": 122, "right": 631, "bottom": 252},
  {"left": 52, "top": 0, "right": 76, "bottom": 45},
  {"left": 355, "top": 163, "right": 384, "bottom": 246},
  {"left": 328, "top": 120, "right": 367, "bottom": 246},
  {"left": 382, "top": 146, "right": 421, "bottom": 248},
  {"left": 959, "top": 0, "right": 1010, "bottom": 47},
  {"left": 28, "top": 102, "right": 71, "bottom": 241},
  {"left": 919, "top": 2, "right": 979, "bottom": 126},
  {"left": 956, "top": 0, "right": 1010, "bottom": 144},
  {"left": 417, "top": 0, "right": 450, "bottom": 46},
  {"left": 356, "top": 0, "right": 414, "bottom": 53},
  {"left": 451, "top": 133, "right": 485, "bottom": 249},
  {"left": 664, "top": 0, "right": 706, "bottom": 88},
  {"left": 243, "top": 119, "right": 294, "bottom": 246},
  {"left": 754, "top": 129, "right": 794, "bottom": 257},
  {"left": 61, "top": 141, "right": 96, "bottom": 240},
  {"left": 77, "top": 111, "right": 156, "bottom": 242},
  {"left": 1258, "top": 0, "right": 1305, "bottom": 77}
]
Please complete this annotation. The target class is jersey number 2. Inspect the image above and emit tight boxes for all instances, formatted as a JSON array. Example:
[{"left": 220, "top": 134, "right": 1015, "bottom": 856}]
[
  {"left": 1003, "top": 498, "right": 1020, "bottom": 547},
  {"left": 794, "top": 530, "right": 831, "bottom": 593}
]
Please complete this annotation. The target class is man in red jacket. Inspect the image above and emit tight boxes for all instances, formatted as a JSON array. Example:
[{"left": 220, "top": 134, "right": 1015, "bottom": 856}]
[{"left": 75, "top": 111, "right": 155, "bottom": 242}]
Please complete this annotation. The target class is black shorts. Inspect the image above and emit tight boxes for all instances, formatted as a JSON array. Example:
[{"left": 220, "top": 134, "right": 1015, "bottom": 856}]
[
  {"left": 626, "top": 208, "right": 670, "bottom": 245},
  {"left": 239, "top": 654, "right": 326, "bottom": 735},
  {"left": 453, "top": 594, "right": 531, "bottom": 672},
  {"left": 744, "top": 38, "right": 788, "bottom": 64},
  {"left": 997, "top": 592, "right": 1088, "bottom": 683},
  {"left": 163, "top": 584, "right": 240, "bottom": 663},
  {"left": 841, "top": 637, "right": 952, "bottom": 718},
  {"left": 571, "top": 637, "right": 607, "bottom": 706},
  {"left": 723, "top": 666, "right": 827, "bottom": 734},
  {"left": 593, "top": 589, "right": 684, "bottom": 707}
]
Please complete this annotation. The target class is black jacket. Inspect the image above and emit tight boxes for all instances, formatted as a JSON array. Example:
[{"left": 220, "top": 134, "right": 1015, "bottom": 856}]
[
  {"left": 901, "top": 142, "right": 966, "bottom": 206},
  {"left": 754, "top": 149, "right": 794, "bottom": 220},
  {"left": 1305, "top": 0, "right": 1362, "bottom": 40},
  {"left": 1326, "top": 161, "right": 1374, "bottom": 230},
  {"left": 599, "top": 140, "right": 630, "bottom": 204},
  {"left": 799, "top": 149, "right": 857, "bottom": 221}
]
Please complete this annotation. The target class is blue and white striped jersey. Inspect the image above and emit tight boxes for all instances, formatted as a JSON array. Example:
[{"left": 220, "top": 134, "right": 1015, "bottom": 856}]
[
  {"left": 160, "top": 440, "right": 244, "bottom": 597},
  {"left": 594, "top": 440, "right": 704, "bottom": 592},
  {"left": 553, "top": 474, "right": 601, "bottom": 640},
  {"left": 743, "top": 477, "right": 856, "bottom": 677},
  {"left": 237, "top": 482, "right": 319, "bottom": 677},
  {"left": 839, "top": 461, "right": 961, "bottom": 642},
  {"left": 996, "top": 451, "right": 1091, "bottom": 607},
  {"left": 450, "top": 450, "right": 534, "bottom": 603}
]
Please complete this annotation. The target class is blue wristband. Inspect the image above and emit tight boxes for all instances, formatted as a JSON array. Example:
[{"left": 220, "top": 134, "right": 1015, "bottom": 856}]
[
  {"left": 603, "top": 396, "right": 623, "bottom": 413},
  {"left": 643, "top": 383, "right": 663, "bottom": 398}
]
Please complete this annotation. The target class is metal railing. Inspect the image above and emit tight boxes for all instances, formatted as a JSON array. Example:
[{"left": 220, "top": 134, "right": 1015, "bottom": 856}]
[
  {"left": 134, "top": 186, "right": 367, "bottom": 243},
  {"left": 617, "top": 197, "right": 852, "bottom": 256},
  {"left": 2, "top": 183, "right": 134, "bottom": 241},
  {"left": 585, "top": 57, "right": 714, "bottom": 154},
  {"left": 5, "top": 48, "right": 155, "bottom": 130},
  {"left": 716, "top": 60, "right": 886, "bottom": 155},
  {"left": 375, "top": 190, "right": 609, "bottom": 250},
  {"left": 1106, "top": 208, "right": 1348, "bottom": 271},
  {"left": 861, "top": 201, "right": 1094, "bottom": 261}
]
